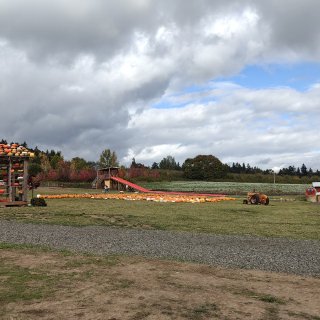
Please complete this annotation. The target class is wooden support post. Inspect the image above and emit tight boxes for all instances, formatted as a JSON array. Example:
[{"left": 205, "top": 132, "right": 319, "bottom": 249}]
[
  {"left": 23, "top": 159, "right": 29, "bottom": 202},
  {"left": 8, "top": 159, "right": 12, "bottom": 202},
  {"left": 3, "top": 159, "right": 9, "bottom": 201}
]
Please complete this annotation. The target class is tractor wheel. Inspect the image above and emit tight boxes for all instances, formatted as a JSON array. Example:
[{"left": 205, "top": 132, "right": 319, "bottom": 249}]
[
  {"left": 250, "top": 194, "right": 260, "bottom": 205},
  {"left": 264, "top": 197, "right": 269, "bottom": 205},
  {"left": 243, "top": 199, "right": 248, "bottom": 204}
]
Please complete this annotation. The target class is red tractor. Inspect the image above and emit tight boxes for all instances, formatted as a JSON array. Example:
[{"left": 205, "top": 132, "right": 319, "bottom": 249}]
[{"left": 243, "top": 192, "right": 269, "bottom": 205}]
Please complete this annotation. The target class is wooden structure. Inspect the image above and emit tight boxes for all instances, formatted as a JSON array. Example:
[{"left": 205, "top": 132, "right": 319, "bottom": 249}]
[
  {"left": 92, "top": 167, "right": 122, "bottom": 190},
  {"left": 0, "top": 156, "right": 29, "bottom": 206}
]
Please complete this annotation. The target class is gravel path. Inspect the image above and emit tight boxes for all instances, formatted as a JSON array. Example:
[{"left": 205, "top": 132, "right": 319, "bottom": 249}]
[{"left": 0, "top": 220, "right": 319, "bottom": 276}]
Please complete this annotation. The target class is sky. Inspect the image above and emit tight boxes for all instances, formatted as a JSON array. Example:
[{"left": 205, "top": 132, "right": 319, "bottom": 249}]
[{"left": 1, "top": 0, "right": 320, "bottom": 170}]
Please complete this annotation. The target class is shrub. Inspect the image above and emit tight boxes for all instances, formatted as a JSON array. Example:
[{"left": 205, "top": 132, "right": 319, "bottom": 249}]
[{"left": 30, "top": 198, "right": 47, "bottom": 207}]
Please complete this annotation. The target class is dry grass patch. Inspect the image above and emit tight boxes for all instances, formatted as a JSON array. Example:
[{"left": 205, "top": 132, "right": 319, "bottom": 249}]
[{"left": 0, "top": 246, "right": 319, "bottom": 320}]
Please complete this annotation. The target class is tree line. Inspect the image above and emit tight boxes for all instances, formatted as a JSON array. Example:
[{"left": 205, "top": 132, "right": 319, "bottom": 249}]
[
  {"left": 1, "top": 140, "right": 319, "bottom": 183},
  {"left": 228, "top": 162, "right": 320, "bottom": 177}
]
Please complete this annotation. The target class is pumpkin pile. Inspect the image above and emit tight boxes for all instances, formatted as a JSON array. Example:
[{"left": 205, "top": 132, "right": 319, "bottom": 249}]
[
  {"left": 38, "top": 192, "right": 236, "bottom": 203},
  {"left": 0, "top": 143, "right": 34, "bottom": 158}
]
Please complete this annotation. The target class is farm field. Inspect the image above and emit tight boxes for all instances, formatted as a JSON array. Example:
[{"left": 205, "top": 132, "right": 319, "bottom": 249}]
[
  {"left": 0, "top": 187, "right": 319, "bottom": 240},
  {"left": 0, "top": 244, "right": 319, "bottom": 320},
  {"left": 1, "top": 186, "right": 320, "bottom": 319},
  {"left": 139, "top": 181, "right": 310, "bottom": 195}
]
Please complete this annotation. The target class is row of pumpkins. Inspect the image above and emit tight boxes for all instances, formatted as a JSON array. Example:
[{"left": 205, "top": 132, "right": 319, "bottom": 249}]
[
  {"left": 0, "top": 143, "right": 35, "bottom": 158},
  {"left": 38, "top": 193, "right": 236, "bottom": 203}
]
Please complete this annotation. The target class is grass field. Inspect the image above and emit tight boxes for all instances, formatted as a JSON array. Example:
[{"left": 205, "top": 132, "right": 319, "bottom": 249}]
[
  {"left": 139, "top": 181, "right": 310, "bottom": 195},
  {"left": 0, "top": 187, "right": 319, "bottom": 240}
]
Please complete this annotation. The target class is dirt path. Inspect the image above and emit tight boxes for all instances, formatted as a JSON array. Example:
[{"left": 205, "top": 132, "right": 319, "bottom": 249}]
[{"left": 0, "top": 220, "right": 319, "bottom": 276}]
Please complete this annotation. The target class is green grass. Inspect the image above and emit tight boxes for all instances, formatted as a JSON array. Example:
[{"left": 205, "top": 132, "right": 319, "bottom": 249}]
[
  {"left": 0, "top": 261, "right": 58, "bottom": 304},
  {"left": 235, "top": 288, "right": 286, "bottom": 304},
  {"left": 140, "top": 181, "right": 310, "bottom": 195},
  {"left": 0, "top": 187, "right": 319, "bottom": 240}
]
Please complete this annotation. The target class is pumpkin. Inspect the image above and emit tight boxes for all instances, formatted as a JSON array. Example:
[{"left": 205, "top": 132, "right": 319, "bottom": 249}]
[
  {"left": 0, "top": 143, "right": 34, "bottom": 158},
  {"left": 39, "top": 192, "right": 236, "bottom": 204}
]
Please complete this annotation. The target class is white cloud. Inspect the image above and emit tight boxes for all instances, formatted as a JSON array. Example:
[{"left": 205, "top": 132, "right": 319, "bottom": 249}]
[
  {"left": 1, "top": 0, "right": 320, "bottom": 169},
  {"left": 203, "top": 8, "right": 259, "bottom": 40},
  {"left": 128, "top": 83, "right": 320, "bottom": 168}
]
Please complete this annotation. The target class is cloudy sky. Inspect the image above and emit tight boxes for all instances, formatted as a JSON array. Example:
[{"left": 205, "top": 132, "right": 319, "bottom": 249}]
[{"left": 1, "top": 0, "right": 320, "bottom": 169}]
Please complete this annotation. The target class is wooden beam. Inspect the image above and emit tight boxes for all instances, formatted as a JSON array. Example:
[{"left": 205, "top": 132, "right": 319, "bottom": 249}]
[
  {"left": 0, "top": 201, "right": 28, "bottom": 207},
  {"left": 23, "top": 159, "right": 29, "bottom": 202},
  {"left": 8, "top": 159, "right": 12, "bottom": 202}
]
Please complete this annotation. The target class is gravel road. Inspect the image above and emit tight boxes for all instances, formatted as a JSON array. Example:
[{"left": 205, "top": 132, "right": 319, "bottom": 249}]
[{"left": 0, "top": 220, "right": 319, "bottom": 276}]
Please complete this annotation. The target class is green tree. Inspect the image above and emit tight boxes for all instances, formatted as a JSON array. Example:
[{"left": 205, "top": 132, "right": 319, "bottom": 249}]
[
  {"left": 151, "top": 162, "right": 159, "bottom": 169},
  {"left": 70, "top": 157, "right": 88, "bottom": 171},
  {"left": 28, "top": 163, "right": 42, "bottom": 177},
  {"left": 182, "top": 155, "right": 227, "bottom": 180},
  {"left": 39, "top": 153, "right": 51, "bottom": 173},
  {"left": 99, "top": 149, "right": 119, "bottom": 168},
  {"left": 159, "top": 155, "right": 178, "bottom": 170},
  {"left": 50, "top": 153, "right": 64, "bottom": 169},
  {"left": 31, "top": 147, "right": 41, "bottom": 164},
  {"left": 300, "top": 163, "right": 308, "bottom": 176}
]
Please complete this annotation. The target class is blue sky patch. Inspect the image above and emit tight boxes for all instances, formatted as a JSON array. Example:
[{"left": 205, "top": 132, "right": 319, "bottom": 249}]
[
  {"left": 152, "top": 62, "right": 320, "bottom": 109},
  {"left": 220, "top": 62, "right": 320, "bottom": 91}
]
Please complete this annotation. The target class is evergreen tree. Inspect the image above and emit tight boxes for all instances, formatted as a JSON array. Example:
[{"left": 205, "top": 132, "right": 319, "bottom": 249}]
[
  {"left": 151, "top": 162, "right": 159, "bottom": 169},
  {"left": 296, "top": 167, "right": 301, "bottom": 176},
  {"left": 300, "top": 163, "right": 308, "bottom": 176}
]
